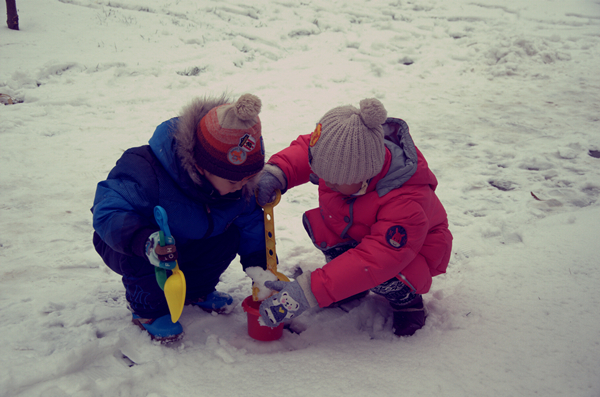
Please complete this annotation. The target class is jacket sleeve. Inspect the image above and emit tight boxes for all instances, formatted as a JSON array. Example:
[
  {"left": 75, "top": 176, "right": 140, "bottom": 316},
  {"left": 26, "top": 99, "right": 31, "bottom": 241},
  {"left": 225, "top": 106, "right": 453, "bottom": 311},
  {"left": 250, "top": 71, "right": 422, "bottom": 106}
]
[
  {"left": 267, "top": 134, "right": 313, "bottom": 189},
  {"left": 233, "top": 201, "right": 268, "bottom": 271},
  {"left": 91, "top": 150, "right": 159, "bottom": 257},
  {"left": 310, "top": 199, "right": 430, "bottom": 307}
]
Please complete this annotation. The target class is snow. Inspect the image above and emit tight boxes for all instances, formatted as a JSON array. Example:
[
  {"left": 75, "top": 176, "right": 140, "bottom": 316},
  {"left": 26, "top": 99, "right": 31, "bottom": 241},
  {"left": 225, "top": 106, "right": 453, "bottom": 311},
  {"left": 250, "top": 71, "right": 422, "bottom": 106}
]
[
  {"left": 244, "top": 267, "right": 278, "bottom": 301},
  {"left": 1, "top": 0, "right": 600, "bottom": 396}
]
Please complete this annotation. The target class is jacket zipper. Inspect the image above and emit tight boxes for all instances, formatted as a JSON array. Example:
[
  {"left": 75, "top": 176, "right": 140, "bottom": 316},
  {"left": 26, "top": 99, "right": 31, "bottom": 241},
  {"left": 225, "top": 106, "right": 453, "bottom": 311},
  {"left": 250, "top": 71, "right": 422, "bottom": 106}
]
[{"left": 202, "top": 204, "right": 214, "bottom": 239}]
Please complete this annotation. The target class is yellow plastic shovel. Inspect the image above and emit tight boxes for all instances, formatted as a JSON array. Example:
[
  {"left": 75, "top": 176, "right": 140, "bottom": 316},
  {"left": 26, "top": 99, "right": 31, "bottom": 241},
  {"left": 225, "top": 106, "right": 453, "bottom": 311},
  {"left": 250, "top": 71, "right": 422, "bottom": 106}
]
[
  {"left": 154, "top": 206, "right": 186, "bottom": 323},
  {"left": 253, "top": 190, "right": 289, "bottom": 301}
]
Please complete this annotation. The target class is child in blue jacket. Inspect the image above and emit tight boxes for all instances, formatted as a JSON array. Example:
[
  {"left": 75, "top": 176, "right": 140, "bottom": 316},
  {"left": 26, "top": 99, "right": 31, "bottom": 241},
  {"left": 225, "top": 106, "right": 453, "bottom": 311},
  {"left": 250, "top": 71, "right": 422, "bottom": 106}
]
[{"left": 92, "top": 94, "right": 267, "bottom": 342}]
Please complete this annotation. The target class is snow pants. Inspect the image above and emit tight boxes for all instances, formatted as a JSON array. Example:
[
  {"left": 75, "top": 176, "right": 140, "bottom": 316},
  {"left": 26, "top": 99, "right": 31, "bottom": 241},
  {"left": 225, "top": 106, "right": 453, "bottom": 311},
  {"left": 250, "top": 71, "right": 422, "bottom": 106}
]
[
  {"left": 324, "top": 242, "right": 417, "bottom": 307},
  {"left": 93, "top": 225, "right": 240, "bottom": 318}
]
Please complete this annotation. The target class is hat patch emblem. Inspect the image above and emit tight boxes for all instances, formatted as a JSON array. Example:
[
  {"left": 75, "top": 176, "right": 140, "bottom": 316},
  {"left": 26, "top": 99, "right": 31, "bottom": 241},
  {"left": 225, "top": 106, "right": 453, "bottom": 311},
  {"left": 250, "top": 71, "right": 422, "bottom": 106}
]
[
  {"left": 309, "top": 123, "right": 322, "bottom": 147},
  {"left": 239, "top": 134, "right": 256, "bottom": 153},
  {"left": 386, "top": 225, "right": 407, "bottom": 249},
  {"left": 227, "top": 146, "right": 247, "bottom": 165}
]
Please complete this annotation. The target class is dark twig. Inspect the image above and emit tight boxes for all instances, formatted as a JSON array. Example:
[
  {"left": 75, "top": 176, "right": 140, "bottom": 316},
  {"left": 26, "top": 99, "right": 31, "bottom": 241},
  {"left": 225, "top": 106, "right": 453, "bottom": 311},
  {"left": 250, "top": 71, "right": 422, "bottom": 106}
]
[{"left": 6, "top": 0, "right": 19, "bottom": 30}]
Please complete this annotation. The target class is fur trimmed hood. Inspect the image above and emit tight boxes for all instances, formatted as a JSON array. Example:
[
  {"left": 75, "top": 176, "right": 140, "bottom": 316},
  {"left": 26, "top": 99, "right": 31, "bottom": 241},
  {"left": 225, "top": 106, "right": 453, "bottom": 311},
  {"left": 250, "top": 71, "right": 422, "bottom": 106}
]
[{"left": 174, "top": 94, "right": 231, "bottom": 186}]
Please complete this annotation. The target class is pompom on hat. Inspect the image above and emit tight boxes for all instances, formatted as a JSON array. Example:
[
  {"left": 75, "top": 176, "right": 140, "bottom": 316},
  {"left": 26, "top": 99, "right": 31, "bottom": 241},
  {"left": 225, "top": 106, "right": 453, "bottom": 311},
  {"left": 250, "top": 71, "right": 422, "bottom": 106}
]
[
  {"left": 194, "top": 94, "right": 265, "bottom": 181},
  {"left": 309, "top": 98, "right": 388, "bottom": 185}
]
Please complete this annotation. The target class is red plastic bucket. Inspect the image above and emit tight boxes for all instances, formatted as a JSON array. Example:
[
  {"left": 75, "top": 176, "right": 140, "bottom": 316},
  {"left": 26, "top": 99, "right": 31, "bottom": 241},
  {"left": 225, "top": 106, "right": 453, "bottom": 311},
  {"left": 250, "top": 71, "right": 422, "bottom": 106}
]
[{"left": 242, "top": 295, "right": 284, "bottom": 341}]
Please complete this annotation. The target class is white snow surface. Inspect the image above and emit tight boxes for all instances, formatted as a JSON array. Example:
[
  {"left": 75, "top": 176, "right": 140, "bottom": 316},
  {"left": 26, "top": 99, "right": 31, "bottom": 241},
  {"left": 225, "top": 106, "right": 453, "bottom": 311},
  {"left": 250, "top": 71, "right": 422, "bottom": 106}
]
[{"left": 1, "top": 0, "right": 600, "bottom": 396}]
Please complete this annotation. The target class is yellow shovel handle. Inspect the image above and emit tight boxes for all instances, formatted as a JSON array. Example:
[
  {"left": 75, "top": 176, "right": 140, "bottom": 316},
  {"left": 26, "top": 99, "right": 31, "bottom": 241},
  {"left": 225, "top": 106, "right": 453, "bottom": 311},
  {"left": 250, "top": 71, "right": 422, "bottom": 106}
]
[{"left": 253, "top": 190, "right": 289, "bottom": 301}]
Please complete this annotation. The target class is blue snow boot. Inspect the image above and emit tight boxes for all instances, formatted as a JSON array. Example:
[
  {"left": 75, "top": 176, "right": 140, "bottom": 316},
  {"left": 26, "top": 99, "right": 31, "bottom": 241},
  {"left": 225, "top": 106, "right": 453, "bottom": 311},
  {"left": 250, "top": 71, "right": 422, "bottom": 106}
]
[
  {"left": 186, "top": 291, "right": 233, "bottom": 313},
  {"left": 132, "top": 314, "right": 183, "bottom": 343}
]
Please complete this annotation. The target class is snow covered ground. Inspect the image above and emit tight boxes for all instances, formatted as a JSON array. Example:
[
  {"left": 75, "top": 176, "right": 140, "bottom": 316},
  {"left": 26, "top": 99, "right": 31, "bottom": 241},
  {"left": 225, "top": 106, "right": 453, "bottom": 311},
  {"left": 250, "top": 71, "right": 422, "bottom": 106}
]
[{"left": 1, "top": 0, "right": 599, "bottom": 396}]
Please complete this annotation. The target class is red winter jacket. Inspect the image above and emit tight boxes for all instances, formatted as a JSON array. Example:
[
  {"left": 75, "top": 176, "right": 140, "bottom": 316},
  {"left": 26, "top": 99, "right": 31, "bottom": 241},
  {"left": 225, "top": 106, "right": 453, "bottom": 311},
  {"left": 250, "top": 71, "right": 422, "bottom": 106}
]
[{"left": 269, "top": 118, "right": 452, "bottom": 307}]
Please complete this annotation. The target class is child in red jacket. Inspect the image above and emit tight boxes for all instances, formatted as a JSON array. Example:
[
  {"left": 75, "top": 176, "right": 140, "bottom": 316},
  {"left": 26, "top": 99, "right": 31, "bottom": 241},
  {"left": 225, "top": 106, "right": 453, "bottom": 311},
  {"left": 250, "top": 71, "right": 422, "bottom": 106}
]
[{"left": 255, "top": 98, "right": 452, "bottom": 336}]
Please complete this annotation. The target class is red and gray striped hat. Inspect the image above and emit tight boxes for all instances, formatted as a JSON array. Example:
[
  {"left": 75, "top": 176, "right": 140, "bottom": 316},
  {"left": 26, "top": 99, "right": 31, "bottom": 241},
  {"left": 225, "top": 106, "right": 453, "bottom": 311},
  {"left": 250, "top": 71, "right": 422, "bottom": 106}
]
[{"left": 194, "top": 94, "right": 265, "bottom": 181}]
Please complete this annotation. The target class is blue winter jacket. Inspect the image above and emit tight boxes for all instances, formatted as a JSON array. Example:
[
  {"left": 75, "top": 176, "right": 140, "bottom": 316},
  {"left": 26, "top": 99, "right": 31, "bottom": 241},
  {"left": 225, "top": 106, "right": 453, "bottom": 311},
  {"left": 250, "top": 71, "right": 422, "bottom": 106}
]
[{"left": 92, "top": 97, "right": 267, "bottom": 270}]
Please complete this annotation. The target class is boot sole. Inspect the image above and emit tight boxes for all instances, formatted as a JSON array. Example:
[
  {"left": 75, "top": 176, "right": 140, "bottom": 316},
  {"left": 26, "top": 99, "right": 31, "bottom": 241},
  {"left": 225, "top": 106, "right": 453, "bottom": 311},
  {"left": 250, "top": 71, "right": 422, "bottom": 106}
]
[{"left": 132, "top": 318, "right": 184, "bottom": 343}]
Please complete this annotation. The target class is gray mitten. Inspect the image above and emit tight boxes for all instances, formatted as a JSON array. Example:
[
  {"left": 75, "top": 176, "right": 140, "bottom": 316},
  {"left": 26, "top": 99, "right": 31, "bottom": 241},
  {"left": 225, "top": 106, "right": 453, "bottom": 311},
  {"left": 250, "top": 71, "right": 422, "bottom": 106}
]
[
  {"left": 255, "top": 164, "right": 287, "bottom": 206},
  {"left": 259, "top": 279, "right": 311, "bottom": 327}
]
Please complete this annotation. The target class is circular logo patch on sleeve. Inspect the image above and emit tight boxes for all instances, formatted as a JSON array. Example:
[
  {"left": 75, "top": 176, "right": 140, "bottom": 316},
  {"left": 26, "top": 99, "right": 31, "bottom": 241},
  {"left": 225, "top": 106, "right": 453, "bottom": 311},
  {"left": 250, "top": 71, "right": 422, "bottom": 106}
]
[{"left": 386, "top": 225, "right": 408, "bottom": 248}]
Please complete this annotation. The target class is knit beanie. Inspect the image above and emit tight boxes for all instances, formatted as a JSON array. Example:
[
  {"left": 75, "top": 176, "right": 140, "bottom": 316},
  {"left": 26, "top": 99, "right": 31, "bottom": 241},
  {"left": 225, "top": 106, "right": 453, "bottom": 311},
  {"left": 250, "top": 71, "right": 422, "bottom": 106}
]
[
  {"left": 194, "top": 94, "right": 264, "bottom": 181},
  {"left": 309, "top": 98, "right": 388, "bottom": 185}
]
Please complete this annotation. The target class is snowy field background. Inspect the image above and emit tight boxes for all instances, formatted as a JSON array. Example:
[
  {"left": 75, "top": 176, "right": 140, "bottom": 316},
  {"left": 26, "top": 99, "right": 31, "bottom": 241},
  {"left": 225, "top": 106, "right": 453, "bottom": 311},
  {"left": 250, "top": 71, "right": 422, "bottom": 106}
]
[{"left": 1, "top": 0, "right": 600, "bottom": 396}]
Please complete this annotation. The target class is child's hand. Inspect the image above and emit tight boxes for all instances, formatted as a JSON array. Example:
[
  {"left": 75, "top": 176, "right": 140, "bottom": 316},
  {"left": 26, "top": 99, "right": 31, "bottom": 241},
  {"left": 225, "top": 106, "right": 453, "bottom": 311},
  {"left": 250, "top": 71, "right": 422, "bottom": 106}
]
[
  {"left": 258, "top": 280, "right": 311, "bottom": 327},
  {"left": 255, "top": 164, "right": 286, "bottom": 206},
  {"left": 145, "top": 231, "right": 178, "bottom": 270}
]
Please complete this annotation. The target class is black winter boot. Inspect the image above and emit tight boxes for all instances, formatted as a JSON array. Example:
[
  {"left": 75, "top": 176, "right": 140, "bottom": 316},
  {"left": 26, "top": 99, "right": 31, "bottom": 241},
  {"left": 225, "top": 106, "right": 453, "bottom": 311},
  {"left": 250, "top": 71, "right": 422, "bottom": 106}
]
[{"left": 391, "top": 295, "right": 426, "bottom": 336}]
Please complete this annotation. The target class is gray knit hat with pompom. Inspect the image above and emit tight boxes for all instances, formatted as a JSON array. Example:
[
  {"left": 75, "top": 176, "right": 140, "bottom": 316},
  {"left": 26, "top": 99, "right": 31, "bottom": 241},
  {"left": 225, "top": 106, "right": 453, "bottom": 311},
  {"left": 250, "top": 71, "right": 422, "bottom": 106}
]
[{"left": 309, "top": 98, "right": 388, "bottom": 185}]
